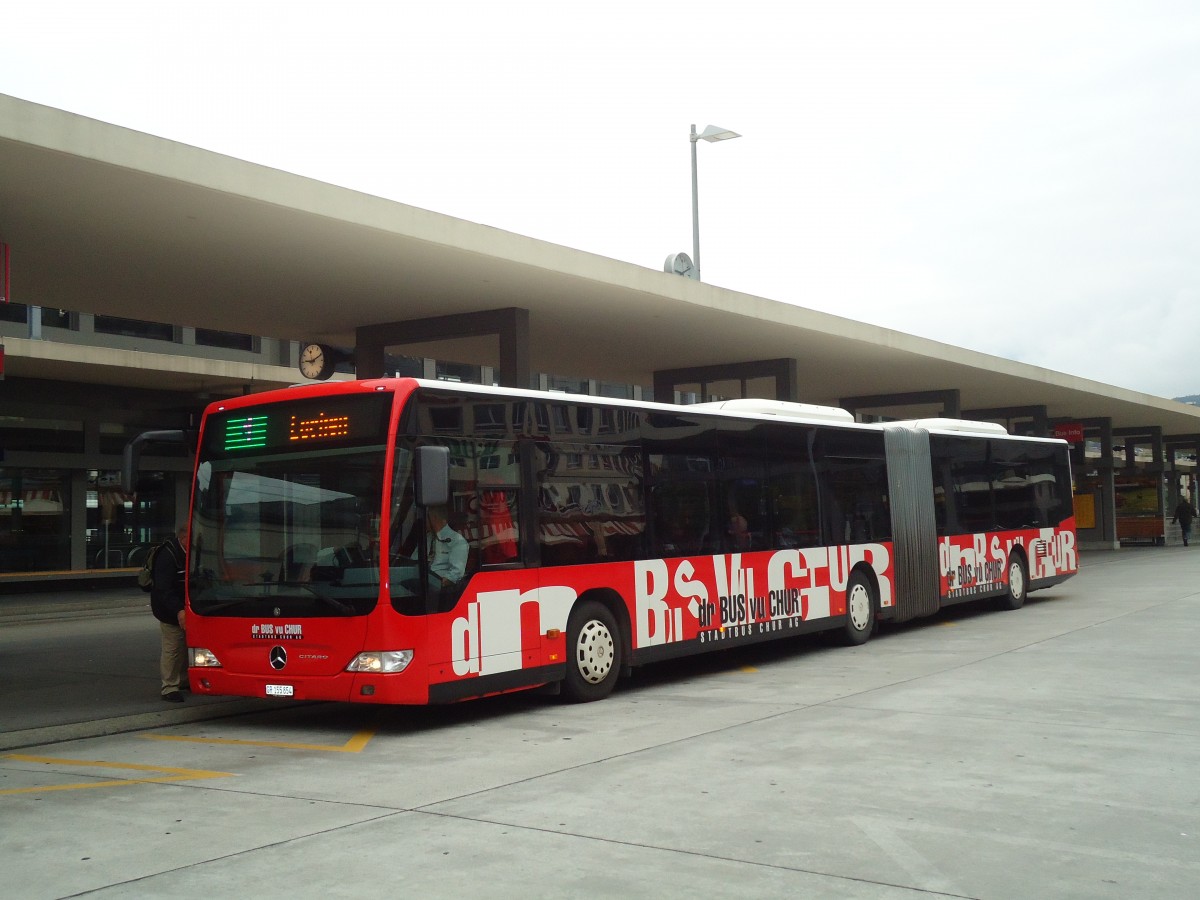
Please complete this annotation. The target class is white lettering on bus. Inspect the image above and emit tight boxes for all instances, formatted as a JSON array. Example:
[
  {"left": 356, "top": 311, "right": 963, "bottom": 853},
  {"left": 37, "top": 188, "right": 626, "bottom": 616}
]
[
  {"left": 634, "top": 560, "right": 684, "bottom": 646},
  {"left": 1032, "top": 527, "right": 1076, "bottom": 578},
  {"left": 452, "top": 546, "right": 895, "bottom": 678},
  {"left": 853, "top": 543, "right": 894, "bottom": 608},
  {"left": 942, "top": 528, "right": 1076, "bottom": 591},
  {"left": 766, "top": 550, "right": 815, "bottom": 618},
  {"left": 451, "top": 585, "right": 577, "bottom": 677},
  {"left": 674, "top": 560, "right": 710, "bottom": 623},
  {"left": 713, "top": 554, "right": 755, "bottom": 626}
]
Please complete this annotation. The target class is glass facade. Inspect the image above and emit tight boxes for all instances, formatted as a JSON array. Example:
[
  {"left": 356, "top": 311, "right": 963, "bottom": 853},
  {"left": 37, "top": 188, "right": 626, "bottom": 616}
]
[
  {"left": 85, "top": 469, "right": 176, "bottom": 569},
  {"left": 0, "top": 388, "right": 194, "bottom": 581},
  {"left": 0, "top": 415, "right": 85, "bottom": 453},
  {"left": 0, "top": 468, "right": 72, "bottom": 572}
]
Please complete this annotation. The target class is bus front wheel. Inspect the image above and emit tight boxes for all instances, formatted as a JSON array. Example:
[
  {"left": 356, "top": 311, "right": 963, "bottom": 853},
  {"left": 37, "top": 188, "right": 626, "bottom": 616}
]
[
  {"left": 840, "top": 572, "right": 876, "bottom": 646},
  {"left": 999, "top": 554, "right": 1028, "bottom": 610},
  {"left": 563, "top": 600, "right": 622, "bottom": 702}
]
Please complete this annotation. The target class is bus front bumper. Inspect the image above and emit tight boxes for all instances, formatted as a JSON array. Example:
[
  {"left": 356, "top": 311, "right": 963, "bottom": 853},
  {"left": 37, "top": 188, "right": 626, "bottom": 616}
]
[{"left": 188, "top": 668, "right": 431, "bottom": 705}]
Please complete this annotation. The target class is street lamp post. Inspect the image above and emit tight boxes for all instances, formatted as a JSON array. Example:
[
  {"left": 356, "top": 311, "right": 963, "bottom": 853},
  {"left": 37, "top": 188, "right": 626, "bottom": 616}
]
[{"left": 690, "top": 123, "right": 741, "bottom": 281}]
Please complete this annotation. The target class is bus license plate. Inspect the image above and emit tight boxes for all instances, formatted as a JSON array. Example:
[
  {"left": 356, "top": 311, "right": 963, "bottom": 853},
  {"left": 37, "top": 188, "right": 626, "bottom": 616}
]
[{"left": 265, "top": 684, "right": 294, "bottom": 697}]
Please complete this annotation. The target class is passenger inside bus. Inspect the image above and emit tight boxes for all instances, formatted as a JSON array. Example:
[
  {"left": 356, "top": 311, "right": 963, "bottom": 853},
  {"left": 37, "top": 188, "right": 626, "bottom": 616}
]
[
  {"left": 725, "top": 498, "right": 751, "bottom": 551},
  {"left": 659, "top": 509, "right": 710, "bottom": 557}
]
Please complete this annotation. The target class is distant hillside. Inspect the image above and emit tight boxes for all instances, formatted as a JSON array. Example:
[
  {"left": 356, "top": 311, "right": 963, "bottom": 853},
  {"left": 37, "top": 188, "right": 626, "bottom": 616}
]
[{"left": 1177, "top": 395, "right": 1200, "bottom": 406}]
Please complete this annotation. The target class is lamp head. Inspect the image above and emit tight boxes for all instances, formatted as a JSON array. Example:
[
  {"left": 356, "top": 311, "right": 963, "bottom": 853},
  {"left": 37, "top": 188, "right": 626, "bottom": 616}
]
[{"left": 694, "top": 124, "right": 742, "bottom": 143}]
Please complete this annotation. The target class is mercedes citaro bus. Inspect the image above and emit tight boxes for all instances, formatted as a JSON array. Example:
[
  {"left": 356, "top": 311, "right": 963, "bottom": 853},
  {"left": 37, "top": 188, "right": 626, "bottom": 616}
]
[{"left": 128, "top": 378, "right": 1077, "bottom": 705}]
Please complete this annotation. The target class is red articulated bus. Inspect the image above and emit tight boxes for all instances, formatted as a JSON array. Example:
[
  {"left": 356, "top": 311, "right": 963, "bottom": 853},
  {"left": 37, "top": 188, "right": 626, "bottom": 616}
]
[{"left": 173, "top": 378, "right": 1077, "bottom": 704}]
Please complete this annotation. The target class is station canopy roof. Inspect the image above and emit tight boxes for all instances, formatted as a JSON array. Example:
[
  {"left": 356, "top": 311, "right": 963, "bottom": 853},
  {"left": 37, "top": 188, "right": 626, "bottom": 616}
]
[{"left": 2, "top": 93, "right": 1199, "bottom": 436}]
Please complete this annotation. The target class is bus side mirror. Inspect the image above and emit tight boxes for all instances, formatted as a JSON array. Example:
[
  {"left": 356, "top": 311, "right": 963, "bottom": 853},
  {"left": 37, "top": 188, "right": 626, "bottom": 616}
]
[{"left": 416, "top": 446, "right": 450, "bottom": 507}]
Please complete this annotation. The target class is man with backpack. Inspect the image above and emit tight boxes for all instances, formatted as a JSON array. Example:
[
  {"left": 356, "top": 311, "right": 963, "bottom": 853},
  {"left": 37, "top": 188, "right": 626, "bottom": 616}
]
[{"left": 150, "top": 524, "right": 188, "bottom": 702}]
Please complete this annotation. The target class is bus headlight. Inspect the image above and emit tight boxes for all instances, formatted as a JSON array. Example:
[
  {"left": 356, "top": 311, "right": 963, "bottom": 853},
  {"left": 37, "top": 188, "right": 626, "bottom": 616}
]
[
  {"left": 190, "top": 648, "right": 223, "bottom": 668},
  {"left": 346, "top": 650, "right": 414, "bottom": 673}
]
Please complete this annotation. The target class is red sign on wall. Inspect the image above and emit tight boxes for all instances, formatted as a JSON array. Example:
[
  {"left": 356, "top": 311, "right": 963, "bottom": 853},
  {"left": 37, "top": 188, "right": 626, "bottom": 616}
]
[{"left": 1054, "top": 422, "right": 1084, "bottom": 443}]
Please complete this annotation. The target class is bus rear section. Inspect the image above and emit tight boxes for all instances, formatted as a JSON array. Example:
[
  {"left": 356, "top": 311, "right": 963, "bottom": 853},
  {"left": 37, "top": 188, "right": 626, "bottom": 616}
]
[{"left": 882, "top": 420, "right": 1077, "bottom": 623}]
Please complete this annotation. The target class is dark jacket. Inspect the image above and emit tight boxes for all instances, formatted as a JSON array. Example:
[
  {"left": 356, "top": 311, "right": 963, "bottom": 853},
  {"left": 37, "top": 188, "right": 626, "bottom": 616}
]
[{"left": 150, "top": 537, "right": 186, "bottom": 625}]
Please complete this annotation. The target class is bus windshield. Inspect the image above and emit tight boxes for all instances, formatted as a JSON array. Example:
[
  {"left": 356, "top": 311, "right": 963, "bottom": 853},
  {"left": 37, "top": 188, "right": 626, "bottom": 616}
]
[{"left": 188, "top": 392, "right": 394, "bottom": 617}]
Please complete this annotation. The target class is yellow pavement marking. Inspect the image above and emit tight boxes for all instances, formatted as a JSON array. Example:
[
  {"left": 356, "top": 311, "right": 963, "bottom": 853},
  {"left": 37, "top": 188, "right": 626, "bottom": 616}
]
[
  {"left": 143, "top": 726, "right": 376, "bottom": 753},
  {"left": 740, "top": 666, "right": 759, "bottom": 673},
  {"left": 1, "top": 755, "right": 234, "bottom": 795}
]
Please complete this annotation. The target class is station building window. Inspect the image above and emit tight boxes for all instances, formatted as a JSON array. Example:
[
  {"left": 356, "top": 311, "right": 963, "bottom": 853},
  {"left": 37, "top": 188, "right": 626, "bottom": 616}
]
[
  {"left": 41, "top": 308, "right": 73, "bottom": 329},
  {"left": 546, "top": 375, "right": 588, "bottom": 395},
  {"left": 0, "top": 468, "right": 72, "bottom": 573},
  {"left": 597, "top": 381, "right": 636, "bottom": 399},
  {"left": 195, "top": 328, "right": 256, "bottom": 352},
  {"left": 436, "top": 361, "right": 482, "bottom": 384},
  {"left": 383, "top": 354, "right": 425, "bottom": 378},
  {"left": 85, "top": 470, "right": 176, "bottom": 570},
  {"left": 94, "top": 314, "right": 175, "bottom": 342},
  {"left": 0, "top": 302, "right": 28, "bottom": 324},
  {"left": 0, "top": 415, "right": 85, "bottom": 453},
  {"left": 0, "top": 305, "right": 74, "bottom": 328}
]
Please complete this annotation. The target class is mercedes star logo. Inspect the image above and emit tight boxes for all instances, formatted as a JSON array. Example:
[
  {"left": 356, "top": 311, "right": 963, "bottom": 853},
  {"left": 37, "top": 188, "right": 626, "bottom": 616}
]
[{"left": 269, "top": 646, "right": 287, "bottom": 670}]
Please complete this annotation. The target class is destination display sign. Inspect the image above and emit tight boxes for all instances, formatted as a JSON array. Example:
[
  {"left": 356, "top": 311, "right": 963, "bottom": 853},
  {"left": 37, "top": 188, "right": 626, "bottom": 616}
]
[{"left": 203, "top": 392, "right": 392, "bottom": 457}]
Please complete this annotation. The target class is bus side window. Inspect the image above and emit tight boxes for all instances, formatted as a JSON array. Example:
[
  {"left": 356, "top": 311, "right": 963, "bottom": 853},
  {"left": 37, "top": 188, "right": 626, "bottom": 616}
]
[
  {"left": 930, "top": 456, "right": 954, "bottom": 534},
  {"left": 479, "top": 489, "right": 519, "bottom": 564},
  {"left": 451, "top": 438, "right": 521, "bottom": 572},
  {"left": 389, "top": 445, "right": 420, "bottom": 559},
  {"left": 717, "top": 435, "right": 766, "bottom": 554},
  {"left": 817, "top": 433, "right": 891, "bottom": 545},
  {"left": 538, "top": 442, "right": 644, "bottom": 566},
  {"left": 931, "top": 434, "right": 994, "bottom": 534},
  {"left": 649, "top": 477, "right": 714, "bottom": 558},
  {"left": 992, "top": 441, "right": 1064, "bottom": 530},
  {"left": 763, "top": 423, "right": 820, "bottom": 549}
]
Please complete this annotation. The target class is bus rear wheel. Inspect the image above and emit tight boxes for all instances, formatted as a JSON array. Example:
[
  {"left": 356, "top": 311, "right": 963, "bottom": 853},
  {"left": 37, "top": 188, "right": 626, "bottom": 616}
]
[
  {"left": 999, "top": 554, "right": 1028, "bottom": 610},
  {"left": 840, "top": 572, "right": 876, "bottom": 646},
  {"left": 563, "top": 600, "right": 622, "bottom": 702}
]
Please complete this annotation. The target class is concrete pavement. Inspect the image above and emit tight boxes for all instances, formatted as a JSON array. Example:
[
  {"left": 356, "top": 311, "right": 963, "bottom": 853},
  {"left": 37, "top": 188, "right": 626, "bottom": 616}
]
[
  {"left": 0, "top": 583, "right": 146, "bottom": 623},
  {"left": 2, "top": 547, "right": 1200, "bottom": 897},
  {"left": 1, "top": 548, "right": 1196, "bottom": 752},
  {"left": 0, "top": 586, "right": 268, "bottom": 751}
]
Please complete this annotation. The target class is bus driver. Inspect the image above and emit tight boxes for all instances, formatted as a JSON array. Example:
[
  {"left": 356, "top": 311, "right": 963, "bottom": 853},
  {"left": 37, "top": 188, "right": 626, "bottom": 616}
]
[{"left": 422, "top": 504, "right": 468, "bottom": 592}]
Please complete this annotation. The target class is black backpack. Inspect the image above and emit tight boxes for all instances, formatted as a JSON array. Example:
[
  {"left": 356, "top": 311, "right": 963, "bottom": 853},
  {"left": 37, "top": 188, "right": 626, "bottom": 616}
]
[{"left": 136, "top": 542, "right": 166, "bottom": 592}]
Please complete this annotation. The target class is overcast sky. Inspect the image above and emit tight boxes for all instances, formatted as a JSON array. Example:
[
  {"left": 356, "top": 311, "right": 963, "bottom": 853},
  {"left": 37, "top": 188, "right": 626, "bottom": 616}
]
[{"left": 4, "top": 1, "right": 1199, "bottom": 398}]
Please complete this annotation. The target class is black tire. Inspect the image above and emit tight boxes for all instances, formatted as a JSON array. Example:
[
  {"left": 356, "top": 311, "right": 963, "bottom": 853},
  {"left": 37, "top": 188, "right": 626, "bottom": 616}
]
[
  {"left": 999, "top": 553, "right": 1028, "bottom": 610},
  {"left": 840, "top": 571, "right": 876, "bottom": 646},
  {"left": 563, "top": 600, "right": 622, "bottom": 702}
]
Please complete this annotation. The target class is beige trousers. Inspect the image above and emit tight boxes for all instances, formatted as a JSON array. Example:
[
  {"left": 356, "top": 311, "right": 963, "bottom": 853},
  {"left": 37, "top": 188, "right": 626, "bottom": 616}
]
[{"left": 159, "top": 621, "right": 186, "bottom": 695}]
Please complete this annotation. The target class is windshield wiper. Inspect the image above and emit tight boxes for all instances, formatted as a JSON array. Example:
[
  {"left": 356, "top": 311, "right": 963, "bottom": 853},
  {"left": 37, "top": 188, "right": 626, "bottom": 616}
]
[
  {"left": 260, "top": 581, "right": 356, "bottom": 615},
  {"left": 195, "top": 583, "right": 356, "bottom": 616},
  {"left": 196, "top": 596, "right": 264, "bottom": 614}
]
